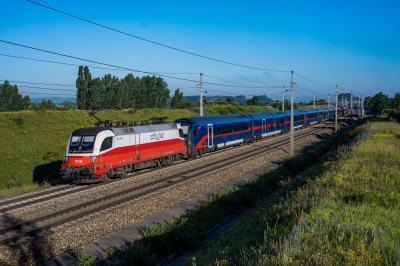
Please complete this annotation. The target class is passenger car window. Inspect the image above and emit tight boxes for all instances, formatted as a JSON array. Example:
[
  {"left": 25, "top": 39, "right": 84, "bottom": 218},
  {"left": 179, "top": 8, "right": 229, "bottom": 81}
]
[
  {"left": 222, "top": 127, "right": 226, "bottom": 134},
  {"left": 100, "top": 137, "right": 113, "bottom": 152}
]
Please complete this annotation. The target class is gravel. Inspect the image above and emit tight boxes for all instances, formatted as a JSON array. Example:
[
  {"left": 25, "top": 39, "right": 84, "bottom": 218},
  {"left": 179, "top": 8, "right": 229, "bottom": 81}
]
[{"left": 0, "top": 119, "right": 349, "bottom": 265}]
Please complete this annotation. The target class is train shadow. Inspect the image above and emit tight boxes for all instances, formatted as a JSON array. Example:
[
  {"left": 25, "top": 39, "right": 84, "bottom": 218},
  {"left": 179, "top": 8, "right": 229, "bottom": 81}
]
[
  {"left": 33, "top": 160, "right": 71, "bottom": 186},
  {"left": 0, "top": 213, "right": 55, "bottom": 265}
]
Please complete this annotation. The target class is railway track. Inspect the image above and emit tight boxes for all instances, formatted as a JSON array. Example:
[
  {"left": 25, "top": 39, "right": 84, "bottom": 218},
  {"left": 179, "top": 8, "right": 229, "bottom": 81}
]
[
  {"left": 0, "top": 118, "right": 340, "bottom": 213},
  {"left": 0, "top": 120, "right": 348, "bottom": 246},
  {"left": 0, "top": 118, "right": 343, "bottom": 214}
]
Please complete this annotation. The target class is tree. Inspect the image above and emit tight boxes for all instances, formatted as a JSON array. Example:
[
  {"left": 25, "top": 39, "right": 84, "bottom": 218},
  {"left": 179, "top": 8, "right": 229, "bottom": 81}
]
[
  {"left": 76, "top": 66, "right": 87, "bottom": 110},
  {"left": 170, "top": 89, "right": 185, "bottom": 108},
  {"left": 391, "top": 92, "right": 400, "bottom": 113},
  {"left": 246, "top": 96, "right": 259, "bottom": 106},
  {"left": 272, "top": 100, "right": 280, "bottom": 109},
  {"left": 0, "top": 81, "right": 30, "bottom": 111},
  {"left": 38, "top": 99, "right": 55, "bottom": 109},
  {"left": 364, "top": 96, "right": 372, "bottom": 110},
  {"left": 64, "top": 102, "right": 76, "bottom": 109},
  {"left": 225, "top": 96, "right": 235, "bottom": 103},
  {"left": 368, "top": 92, "right": 391, "bottom": 116}
]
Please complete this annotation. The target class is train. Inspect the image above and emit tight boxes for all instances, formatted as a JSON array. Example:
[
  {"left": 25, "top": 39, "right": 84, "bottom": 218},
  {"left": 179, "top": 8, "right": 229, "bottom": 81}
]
[{"left": 60, "top": 106, "right": 348, "bottom": 183}]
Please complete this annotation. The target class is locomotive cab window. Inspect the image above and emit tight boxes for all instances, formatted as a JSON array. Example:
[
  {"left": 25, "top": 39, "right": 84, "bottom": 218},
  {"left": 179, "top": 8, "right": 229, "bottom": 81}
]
[
  {"left": 194, "top": 127, "right": 198, "bottom": 136},
  {"left": 100, "top": 137, "right": 113, "bottom": 152},
  {"left": 179, "top": 129, "right": 184, "bottom": 138},
  {"left": 69, "top": 135, "right": 96, "bottom": 153}
]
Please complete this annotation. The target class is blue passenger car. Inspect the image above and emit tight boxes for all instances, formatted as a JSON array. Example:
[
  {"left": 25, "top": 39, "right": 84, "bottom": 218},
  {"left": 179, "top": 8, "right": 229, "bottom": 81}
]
[
  {"left": 303, "top": 109, "right": 320, "bottom": 124},
  {"left": 175, "top": 114, "right": 252, "bottom": 156},
  {"left": 282, "top": 110, "right": 307, "bottom": 129},
  {"left": 174, "top": 107, "right": 341, "bottom": 158}
]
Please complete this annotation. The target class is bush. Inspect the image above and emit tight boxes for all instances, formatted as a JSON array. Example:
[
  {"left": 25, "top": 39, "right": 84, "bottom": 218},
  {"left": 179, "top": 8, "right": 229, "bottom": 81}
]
[{"left": 7, "top": 171, "right": 25, "bottom": 188}]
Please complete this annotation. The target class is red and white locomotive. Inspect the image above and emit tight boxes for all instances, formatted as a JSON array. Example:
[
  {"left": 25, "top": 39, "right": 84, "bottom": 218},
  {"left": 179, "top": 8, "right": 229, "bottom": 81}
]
[{"left": 60, "top": 118, "right": 187, "bottom": 183}]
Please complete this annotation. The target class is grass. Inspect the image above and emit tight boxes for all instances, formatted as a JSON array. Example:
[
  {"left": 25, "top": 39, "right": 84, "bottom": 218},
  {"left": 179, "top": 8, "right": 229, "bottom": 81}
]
[
  {"left": 90, "top": 113, "right": 367, "bottom": 266},
  {"left": 188, "top": 119, "right": 400, "bottom": 265}
]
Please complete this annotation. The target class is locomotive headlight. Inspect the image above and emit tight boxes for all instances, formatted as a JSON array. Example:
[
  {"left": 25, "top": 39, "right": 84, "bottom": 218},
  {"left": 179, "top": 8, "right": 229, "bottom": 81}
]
[{"left": 91, "top": 156, "right": 97, "bottom": 163}]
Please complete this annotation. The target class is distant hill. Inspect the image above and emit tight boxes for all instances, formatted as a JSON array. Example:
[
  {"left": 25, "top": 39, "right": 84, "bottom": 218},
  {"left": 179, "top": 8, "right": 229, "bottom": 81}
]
[
  {"left": 30, "top": 97, "right": 76, "bottom": 104},
  {"left": 183, "top": 95, "right": 274, "bottom": 105}
]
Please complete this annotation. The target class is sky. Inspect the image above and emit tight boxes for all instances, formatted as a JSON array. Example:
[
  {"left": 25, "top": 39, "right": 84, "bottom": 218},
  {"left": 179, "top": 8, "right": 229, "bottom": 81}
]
[{"left": 1, "top": 0, "right": 399, "bottom": 103}]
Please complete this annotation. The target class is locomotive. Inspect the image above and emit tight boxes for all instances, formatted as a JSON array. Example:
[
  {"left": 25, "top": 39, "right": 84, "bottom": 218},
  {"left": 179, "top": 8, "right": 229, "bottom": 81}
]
[
  {"left": 61, "top": 107, "right": 346, "bottom": 183},
  {"left": 60, "top": 117, "right": 187, "bottom": 183}
]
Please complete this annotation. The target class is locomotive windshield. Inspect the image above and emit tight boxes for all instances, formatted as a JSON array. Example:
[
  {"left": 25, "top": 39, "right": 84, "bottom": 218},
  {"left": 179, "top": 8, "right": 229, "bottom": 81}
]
[{"left": 69, "top": 135, "right": 95, "bottom": 153}]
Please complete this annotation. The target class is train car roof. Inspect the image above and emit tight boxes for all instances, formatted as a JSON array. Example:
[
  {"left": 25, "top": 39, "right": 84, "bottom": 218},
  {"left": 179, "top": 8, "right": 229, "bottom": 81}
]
[
  {"left": 175, "top": 114, "right": 251, "bottom": 125},
  {"left": 246, "top": 111, "right": 283, "bottom": 118},
  {"left": 302, "top": 109, "right": 320, "bottom": 114},
  {"left": 282, "top": 110, "right": 306, "bottom": 116}
]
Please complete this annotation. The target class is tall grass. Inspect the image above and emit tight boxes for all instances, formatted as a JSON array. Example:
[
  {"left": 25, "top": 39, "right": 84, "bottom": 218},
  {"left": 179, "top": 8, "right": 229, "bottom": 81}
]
[{"left": 192, "top": 120, "right": 400, "bottom": 266}]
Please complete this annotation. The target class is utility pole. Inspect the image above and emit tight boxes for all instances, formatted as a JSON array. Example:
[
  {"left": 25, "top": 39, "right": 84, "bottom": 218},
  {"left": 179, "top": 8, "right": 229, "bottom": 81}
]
[
  {"left": 290, "top": 71, "right": 295, "bottom": 156},
  {"left": 359, "top": 93, "right": 361, "bottom": 118},
  {"left": 200, "top": 73, "right": 203, "bottom": 116},
  {"left": 313, "top": 91, "right": 315, "bottom": 109},
  {"left": 335, "top": 86, "right": 338, "bottom": 132},
  {"left": 328, "top": 93, "right": 330, "bottom": 108},
  {"left": 282, "top": 85, "right": 285, "bottom": 111},
  {"left": 351, "top": 91, "right": 353, "bottom": 123},
  {"left": 362, "top": 94, "right": 364, "bottom": 117}
]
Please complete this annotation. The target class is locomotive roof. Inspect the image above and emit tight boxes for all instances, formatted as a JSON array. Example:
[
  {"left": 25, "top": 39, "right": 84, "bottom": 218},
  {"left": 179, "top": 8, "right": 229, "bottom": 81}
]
[
  {"left": 112, "top": 122, "right": 177, "bottom": 136},
  {"left": 72, "top": 121, "right": 176, "bottom": 136},
  {"left": 71, "top": 127, "right": 108, "bottom": 136}
]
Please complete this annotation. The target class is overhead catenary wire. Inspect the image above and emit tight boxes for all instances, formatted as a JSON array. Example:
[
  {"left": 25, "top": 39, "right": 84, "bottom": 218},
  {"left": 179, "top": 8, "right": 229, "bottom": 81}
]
[
  {"left": 20, "top": 91, "right": 75, "bottom": 96},
  {"left": 0, "top": 45, "right": 284, "bottom": 90},
  {"left": 0, "top": 54, "right": 197, "bottom": 76},
  {"left": 27, "top": 0, "right": 290, "bottom": 73}
]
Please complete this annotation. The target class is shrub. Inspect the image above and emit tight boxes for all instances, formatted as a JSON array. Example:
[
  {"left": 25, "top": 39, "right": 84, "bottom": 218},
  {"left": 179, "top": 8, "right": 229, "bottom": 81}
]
[{"left": 7, "top": 171, "right": 25, "bottom": 188}]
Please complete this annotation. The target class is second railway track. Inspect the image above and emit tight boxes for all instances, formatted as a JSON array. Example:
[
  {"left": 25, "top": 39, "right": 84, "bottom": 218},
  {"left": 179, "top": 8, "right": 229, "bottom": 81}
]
[
  {"left": 0, "top": 121, "right": 347, "bottom": 246},
  {"left": 0, "top": 118, "right": 346, "bottom": 215}
]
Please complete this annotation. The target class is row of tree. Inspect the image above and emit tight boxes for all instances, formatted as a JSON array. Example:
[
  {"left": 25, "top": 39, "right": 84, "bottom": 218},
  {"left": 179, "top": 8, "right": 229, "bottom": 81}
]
[{"left": 76, "top": 66, "right": 170, "bottom": 110}]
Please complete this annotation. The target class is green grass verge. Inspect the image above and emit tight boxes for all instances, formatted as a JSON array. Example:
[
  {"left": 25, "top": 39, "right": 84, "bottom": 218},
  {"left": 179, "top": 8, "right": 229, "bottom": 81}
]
[
  {"left": 188, "top": 120, "right": 400, "bottom": 265},
  {"left": 91, "top": 114, "right": 365, "bottom": 266}
]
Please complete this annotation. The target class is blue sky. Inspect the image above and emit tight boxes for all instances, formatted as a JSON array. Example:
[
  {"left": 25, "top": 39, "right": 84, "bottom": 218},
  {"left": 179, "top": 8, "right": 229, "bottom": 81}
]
[{"left": 1, "top": 0, "right": 399, "bottom": 102}]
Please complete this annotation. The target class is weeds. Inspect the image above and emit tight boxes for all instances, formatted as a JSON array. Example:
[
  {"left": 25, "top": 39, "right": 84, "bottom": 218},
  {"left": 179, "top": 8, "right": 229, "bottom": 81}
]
[
  {"left": 193, "top": 119, "right": 400, "bottom": 266},
  {"left": 7, "top": 171, "right": 25, "bottom": 188},
  {"left": 74, "top": 245, "right": 97, "bottom": 266}
]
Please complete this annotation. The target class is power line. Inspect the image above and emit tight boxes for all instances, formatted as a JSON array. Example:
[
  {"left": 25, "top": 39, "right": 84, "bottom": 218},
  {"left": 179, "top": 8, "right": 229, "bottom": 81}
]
[
  {"left": 18, "top": 85, "right": 76, "bottom": 92},
  {"left": 294, "top": 72, "right": 335, "bottom": 88},
  {"left": 20, "top": 91, "right": 75, "bottom": 96},
  {"left": 1, "top": 80, "right": 199, "bottom": 91},
  {"left": 0, "top": 54, "right": 197, "bottom": 75},
  {"left": 202, "top": 74, "right": 285, "bottom": 88},
  {"left": 27, "top": 0, "right": 290, "bottom": 73},
  {"left": 0, "top": 44, "right": 283, "bottom": 89}
]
